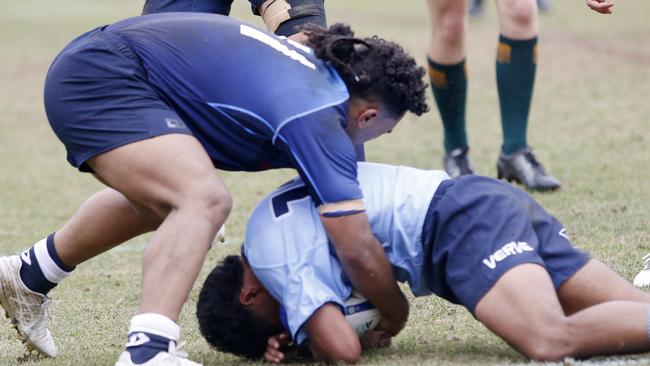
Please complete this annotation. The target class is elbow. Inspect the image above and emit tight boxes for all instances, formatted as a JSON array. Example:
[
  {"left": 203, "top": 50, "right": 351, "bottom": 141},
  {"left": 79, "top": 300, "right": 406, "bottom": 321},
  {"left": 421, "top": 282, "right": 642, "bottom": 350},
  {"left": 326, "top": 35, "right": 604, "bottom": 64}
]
[
  {"left": 319, "top": 343, "right": 361, "bottom": 364},
  {"left": 336, "top": 347, "right": 361, "bottom": 364},
  {"left": 311, "top": 332, "right": 362, "bottom": 364}
]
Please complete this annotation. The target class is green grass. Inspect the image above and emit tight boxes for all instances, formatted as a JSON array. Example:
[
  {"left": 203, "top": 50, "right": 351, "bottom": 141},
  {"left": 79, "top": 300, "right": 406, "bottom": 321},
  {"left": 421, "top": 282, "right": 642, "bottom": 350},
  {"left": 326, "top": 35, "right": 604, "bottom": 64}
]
[{"left": 1, "top": 1, "right": 650, "bottom": 365}]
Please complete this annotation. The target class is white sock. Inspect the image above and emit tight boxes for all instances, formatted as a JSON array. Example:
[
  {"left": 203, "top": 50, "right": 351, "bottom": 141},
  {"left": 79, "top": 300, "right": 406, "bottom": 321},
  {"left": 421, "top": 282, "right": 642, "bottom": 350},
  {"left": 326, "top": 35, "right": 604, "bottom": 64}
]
[
  {"left": 128, "top": 313, "right": 180, "bottom": 341},
  {"left": 32, "top": 237, "right": 73, "bottom": 283}
]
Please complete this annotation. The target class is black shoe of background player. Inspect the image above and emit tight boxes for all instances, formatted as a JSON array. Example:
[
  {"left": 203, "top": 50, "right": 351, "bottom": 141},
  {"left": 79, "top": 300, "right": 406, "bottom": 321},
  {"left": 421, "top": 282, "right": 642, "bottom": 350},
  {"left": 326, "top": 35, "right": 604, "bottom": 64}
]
[
  {"left": 443, "top": 147, "right": 475, "bottom": 178},
  {"left": 537, "top": 0, "right": 551, "bottom": 13},
  {"left": 469, "top": 0, "right": 484, "bottom": 17},
  {"left": 497, "top": 147, "right": 561, "bottom": 191}
]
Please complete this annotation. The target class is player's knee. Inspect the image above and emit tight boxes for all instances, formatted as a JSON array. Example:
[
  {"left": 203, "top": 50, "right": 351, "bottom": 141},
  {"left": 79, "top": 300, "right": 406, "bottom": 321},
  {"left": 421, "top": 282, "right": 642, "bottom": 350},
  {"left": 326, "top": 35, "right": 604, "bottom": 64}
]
[
  {"left": 436, "top": 16, "right": 466, "bottom": 47},
  {"left": 169, "top": 174, "right": 232, "bottom": 225},
  {"left": 503, "top": 0, "right": 537, "bottom": 30},
  {"left": 194, "top": 183, "right": 232, "bottom": 224},
  {"left": 519, "top": 319, "right": 574, "bottom": 361}
]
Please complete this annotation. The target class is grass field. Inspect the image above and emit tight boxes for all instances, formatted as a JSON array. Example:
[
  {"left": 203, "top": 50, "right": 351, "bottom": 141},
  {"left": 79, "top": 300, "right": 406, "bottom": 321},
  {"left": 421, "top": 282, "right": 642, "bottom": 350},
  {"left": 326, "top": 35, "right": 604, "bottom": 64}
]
[{"left": 1, "top": 1, "right": 649, "bottom": 365}]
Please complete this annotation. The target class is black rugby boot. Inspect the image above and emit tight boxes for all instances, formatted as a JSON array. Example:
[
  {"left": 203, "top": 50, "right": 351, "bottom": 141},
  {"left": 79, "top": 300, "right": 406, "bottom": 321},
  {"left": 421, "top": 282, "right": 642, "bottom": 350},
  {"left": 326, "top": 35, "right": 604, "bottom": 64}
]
[
  {"left": 443, "top": 147, "right": 474, "bottom": 178},
  {"left": 497, "top": 147, "right": 560, "bottom": 191}
]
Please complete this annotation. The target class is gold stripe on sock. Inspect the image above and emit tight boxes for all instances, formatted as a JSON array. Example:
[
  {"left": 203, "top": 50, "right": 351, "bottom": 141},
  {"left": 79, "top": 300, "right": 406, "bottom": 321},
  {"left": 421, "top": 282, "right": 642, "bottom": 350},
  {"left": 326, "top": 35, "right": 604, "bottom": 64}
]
[
  {"left": 428, "top": 64, "right": 448, "bottom": 89},
  {"left": 497, "top": 42, "right": 512, "bottom": 64}
]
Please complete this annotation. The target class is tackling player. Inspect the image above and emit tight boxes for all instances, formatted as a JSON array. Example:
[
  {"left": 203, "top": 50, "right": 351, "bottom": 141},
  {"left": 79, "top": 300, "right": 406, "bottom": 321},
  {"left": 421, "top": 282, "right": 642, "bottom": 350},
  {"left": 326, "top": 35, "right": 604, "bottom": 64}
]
[
  {"left": 140, "top": 0, "right": 376, "bottom": 160},
  {"left": 0, "top": 14, "right": 427, "bottom": 366},
  {"left": 198, "top": 162, "right": 650, "bottom": 363}
]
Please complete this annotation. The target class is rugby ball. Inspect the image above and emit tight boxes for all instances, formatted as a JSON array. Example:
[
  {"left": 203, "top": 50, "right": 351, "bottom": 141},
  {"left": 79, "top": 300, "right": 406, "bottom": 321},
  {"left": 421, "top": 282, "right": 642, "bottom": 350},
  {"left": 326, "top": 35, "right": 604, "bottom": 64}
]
[{"left": 344, "top": 291, "right": 381, "bottom": 336}]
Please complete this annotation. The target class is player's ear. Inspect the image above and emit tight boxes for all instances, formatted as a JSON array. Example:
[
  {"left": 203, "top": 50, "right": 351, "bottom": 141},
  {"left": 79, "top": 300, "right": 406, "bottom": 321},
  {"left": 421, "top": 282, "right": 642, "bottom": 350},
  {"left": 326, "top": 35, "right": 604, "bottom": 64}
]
[
  {"left": 239, "top": 287, "right": 259, "bottom": 306},
  {"left": 348, "top": 97, "right": 378, "bottom": 128},
  {"left": 357, "top": 108, "right": 379, "bottom": 128}
]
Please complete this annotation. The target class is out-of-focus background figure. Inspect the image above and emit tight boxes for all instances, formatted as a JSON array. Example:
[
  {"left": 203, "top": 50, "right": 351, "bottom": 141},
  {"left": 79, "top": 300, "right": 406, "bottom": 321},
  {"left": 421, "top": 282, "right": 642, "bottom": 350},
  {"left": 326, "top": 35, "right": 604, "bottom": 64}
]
[
  {"left": 470, "top": 0, "right": 552, "bottom": 17},
  {"left": 427, "top": 0, "right": 561, "bottom": 191}
]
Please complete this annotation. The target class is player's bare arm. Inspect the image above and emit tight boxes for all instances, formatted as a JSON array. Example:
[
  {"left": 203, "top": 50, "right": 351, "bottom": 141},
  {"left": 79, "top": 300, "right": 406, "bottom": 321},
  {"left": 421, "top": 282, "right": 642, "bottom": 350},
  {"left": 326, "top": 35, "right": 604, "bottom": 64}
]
[
  {"left": 304, "top": 303, "right": 361, "bottom": 363},
  {"left": 321, "top": 213, "right": 409, "bottom": 336},
  {"left": 265, "top": 303, "right": 384, "bottom": 364}
]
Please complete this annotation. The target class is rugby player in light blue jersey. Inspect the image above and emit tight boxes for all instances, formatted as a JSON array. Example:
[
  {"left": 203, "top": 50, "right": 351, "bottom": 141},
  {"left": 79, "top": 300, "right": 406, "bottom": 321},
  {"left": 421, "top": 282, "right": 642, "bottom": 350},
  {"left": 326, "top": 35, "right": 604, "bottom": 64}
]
[
  {"left": 0, "top": 14, "right": 428, "bottom": 366},
  {"left": 198, "top": 162, "right": 650, "bottom": 363}
]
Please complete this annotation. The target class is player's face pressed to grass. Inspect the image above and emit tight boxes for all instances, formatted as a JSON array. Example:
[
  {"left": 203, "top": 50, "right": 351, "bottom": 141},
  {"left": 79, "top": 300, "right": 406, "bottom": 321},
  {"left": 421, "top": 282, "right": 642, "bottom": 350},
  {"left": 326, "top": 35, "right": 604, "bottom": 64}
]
[{"left": 238, "top": 257, "right": 283, "bottom": 332}]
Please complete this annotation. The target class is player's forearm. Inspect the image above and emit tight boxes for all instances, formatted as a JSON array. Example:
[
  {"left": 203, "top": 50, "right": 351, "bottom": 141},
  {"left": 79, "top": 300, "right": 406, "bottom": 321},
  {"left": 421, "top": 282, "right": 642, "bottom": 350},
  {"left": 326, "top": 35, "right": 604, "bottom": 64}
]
[
  {"left": 305, "top": 304, "right": 361, "bottom": 364},
  {"left": 321, "top": 212, "right": 409, "bottom": 335},
  {"left": 337, "top": 242, "right": 409, "bottom": 334}
]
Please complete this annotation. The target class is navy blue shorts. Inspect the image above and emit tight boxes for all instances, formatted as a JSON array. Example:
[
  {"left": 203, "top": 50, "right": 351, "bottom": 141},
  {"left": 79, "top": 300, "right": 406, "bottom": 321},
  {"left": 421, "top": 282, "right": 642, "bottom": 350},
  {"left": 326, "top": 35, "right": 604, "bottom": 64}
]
[
  {"left": 44, "top": 27, "right": 192, "bottom": 172},
  {"left": 421, "top": 175, "right": 590, "bottom": 313}
]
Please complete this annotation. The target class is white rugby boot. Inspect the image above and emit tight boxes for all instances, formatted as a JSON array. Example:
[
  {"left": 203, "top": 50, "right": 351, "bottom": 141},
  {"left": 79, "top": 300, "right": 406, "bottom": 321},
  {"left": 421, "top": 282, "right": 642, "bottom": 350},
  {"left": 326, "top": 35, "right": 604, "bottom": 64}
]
[
  {"left": 633, "top": 254, "right": 650, "bottom": 287},
  {"left": 210, "top": 224, "right": 226, "bottom": 248},
  {"left": 116, "top": 342, "right": 203, "bottom": 366},
  {"left": 0, "top": 255, "right": 58, "bottom": 357}
]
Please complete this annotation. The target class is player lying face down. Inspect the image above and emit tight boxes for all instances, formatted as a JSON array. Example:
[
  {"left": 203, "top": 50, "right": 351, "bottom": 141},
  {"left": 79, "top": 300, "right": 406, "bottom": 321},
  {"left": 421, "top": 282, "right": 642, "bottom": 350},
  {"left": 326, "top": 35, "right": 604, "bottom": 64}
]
[
  {"left": 0, "top": 13, "right": 428, "bottom": 365},
  {"left": 198, "top": 162, "right": 650, "bottom": 363}
]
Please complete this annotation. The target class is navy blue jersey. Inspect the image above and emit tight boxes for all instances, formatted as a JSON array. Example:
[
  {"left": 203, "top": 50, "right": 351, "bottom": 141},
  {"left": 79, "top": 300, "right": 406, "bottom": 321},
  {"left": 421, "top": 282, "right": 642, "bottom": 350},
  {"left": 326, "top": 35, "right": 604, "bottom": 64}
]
[
  {"left": 143, "top": 0, "right": 228, "bottom": 14},
  {"left": 98, "top": 14, "right": 359, "bottom": 210},
  {"left": 142, "top": 0, "right": 252, "bottom": 16}
]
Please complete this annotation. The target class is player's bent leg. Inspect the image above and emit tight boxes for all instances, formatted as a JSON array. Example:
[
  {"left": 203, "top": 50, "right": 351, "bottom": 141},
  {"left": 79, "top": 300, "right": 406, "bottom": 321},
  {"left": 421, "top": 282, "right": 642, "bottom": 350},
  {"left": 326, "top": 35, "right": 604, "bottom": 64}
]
[
  {"left": 0, "top": 186, "right": 165, "bottom": 358},
  {"left": 427, "top": 0, "right": 473, "bottom": 175},
  {"left": 558, "top": 259, "right": 650, "bottom": 315},
  {"left": 54, "top": 188, "right": 162, "bottom": 266},
  {"left": 494, "top": 0, "right": 559, "bottom": 191},
  {"left": 88, "top": 133, "right": 231, "bottom": 318},
  {"left": 496, "top": 0, "right": 538, "bottom": 39},
  {"left": 475, "top": 263, "right": 575, "bottom": 360},
  {"left": 476, "top": 263, "right": 650, "bottom": 360},
  {"left": 88, "top": 134, "right": 230, "bottom": 366}
]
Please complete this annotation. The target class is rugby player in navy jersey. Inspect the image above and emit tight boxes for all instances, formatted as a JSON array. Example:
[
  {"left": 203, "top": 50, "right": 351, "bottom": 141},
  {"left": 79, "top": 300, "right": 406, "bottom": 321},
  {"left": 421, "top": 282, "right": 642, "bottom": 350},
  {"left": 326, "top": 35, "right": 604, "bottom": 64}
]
[
  {"left": 198, "top": 162, "right": 650, "bottom": 363},
  {"left": 141, "top": 0, "right": 373, "bottom": 160},
  {"left": 0, "top": 14, "right": 428, "bottom": 365}
]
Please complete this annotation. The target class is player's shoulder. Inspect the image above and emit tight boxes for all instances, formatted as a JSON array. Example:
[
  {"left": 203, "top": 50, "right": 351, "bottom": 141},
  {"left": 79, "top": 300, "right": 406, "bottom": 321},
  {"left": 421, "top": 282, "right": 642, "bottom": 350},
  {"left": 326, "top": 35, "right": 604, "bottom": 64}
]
[
  {"left": 245, "top": 177, "right": 323, "bottom": 266},
  {"left": 247, "top": 177, "right": 313, "bottom": 230},
  {"left": 356, "top": 162, "right": 450, "bottom": 194}
]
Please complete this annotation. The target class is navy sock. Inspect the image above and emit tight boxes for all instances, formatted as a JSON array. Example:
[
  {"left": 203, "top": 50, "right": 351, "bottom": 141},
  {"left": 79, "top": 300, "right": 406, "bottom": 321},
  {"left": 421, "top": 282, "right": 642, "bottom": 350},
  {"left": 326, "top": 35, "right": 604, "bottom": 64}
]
[
  {"left": 428, "top": 57, "right": 468, "bottom": 153},
  {"left": 19, "top": 233, "right": 75, "bottom": 295},
  {"left": 496, "top": 35, "right": 537, "bottom": 154},
  {"left": 125, "top": 332, "right": 174, "bottom": 364}
]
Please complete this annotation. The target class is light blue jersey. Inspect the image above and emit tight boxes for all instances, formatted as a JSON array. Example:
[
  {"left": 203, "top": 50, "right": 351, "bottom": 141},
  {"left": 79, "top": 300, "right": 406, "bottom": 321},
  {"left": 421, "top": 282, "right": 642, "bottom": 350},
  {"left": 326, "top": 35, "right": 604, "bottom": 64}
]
[{"left": 243, "top": 162, "right": 449, "bottom": 343}]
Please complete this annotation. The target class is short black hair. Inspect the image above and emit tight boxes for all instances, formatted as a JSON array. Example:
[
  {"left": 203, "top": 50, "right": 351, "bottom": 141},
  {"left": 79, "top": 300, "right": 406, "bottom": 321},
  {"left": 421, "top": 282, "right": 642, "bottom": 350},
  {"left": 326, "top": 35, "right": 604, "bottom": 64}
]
[
  {"left": 196, "top": 255, "right": 277, "bottom": 359},
  {"left": 302, "top": 23, "right": 429, "bottom": 117}
]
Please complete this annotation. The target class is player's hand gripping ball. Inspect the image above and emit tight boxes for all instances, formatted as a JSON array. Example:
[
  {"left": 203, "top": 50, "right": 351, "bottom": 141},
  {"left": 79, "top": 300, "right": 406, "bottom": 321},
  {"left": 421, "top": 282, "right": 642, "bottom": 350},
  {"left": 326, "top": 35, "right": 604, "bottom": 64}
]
[{"left": 344, "top": 291, "right": 381, "bottom": 336}]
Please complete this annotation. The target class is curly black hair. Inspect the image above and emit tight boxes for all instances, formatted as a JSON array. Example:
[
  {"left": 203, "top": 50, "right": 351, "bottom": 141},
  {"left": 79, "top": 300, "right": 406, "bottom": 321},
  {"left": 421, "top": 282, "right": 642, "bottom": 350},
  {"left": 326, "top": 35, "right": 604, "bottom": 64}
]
[
  {"left": 196, "top": 255, "right": 278, "bottom": 359},
  {"left": 302, "top": 23, "right": 429, "bottom": 117}
]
